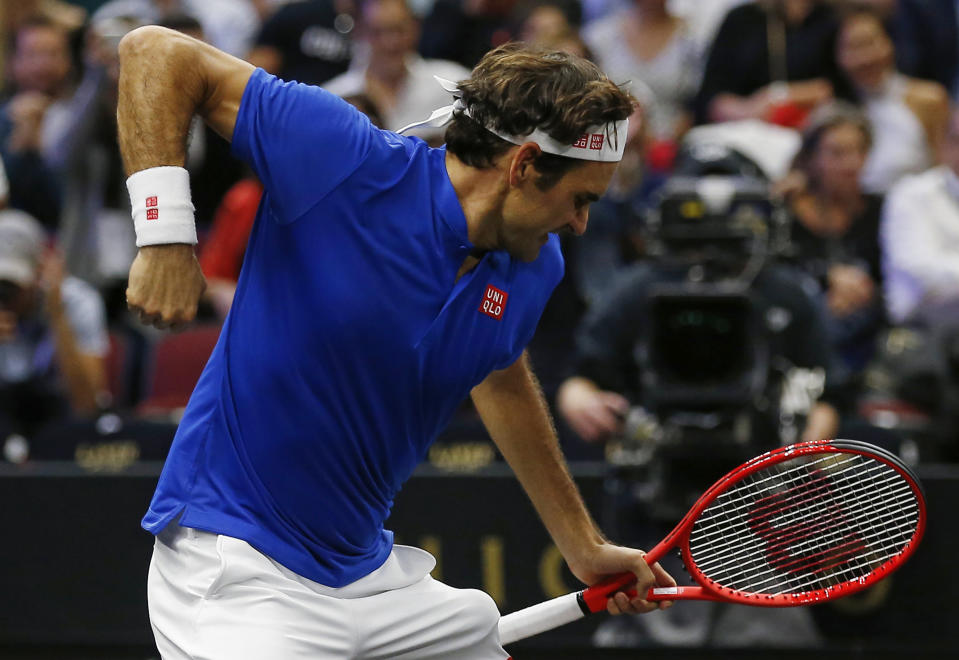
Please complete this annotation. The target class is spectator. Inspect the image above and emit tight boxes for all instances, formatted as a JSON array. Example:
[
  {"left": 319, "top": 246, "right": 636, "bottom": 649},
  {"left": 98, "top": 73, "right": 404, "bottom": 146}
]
[
  {"left": 583, "top": 0, "right": 699, "bottom": 146},
  {"left": 835, "top": 4, "right": 949, "bottom": 193},
  {"left": 323, "top": 0, "right": 470, "bottom": 143},
  {"left": 0, "top": 16, "right": 74, "bottom": 228},
  {"left": 247, "top": 0, "right": 356, "bottom": 87},
  {"left": 514, "top": 0, "right": 579, "bottom": 45},
  {"left": 881, "top": 107, "right": 959, "bottom": 326},
  {"left": 667, "top": 0, "right": 748, "bottom": 61},
  {"left": 693, "top": 0, "right": 840, "bottom": 127},
  {"left": 513, "top": 1, "right": 589, "bottom": 58},
  {"left": 0, "top": 0, "right": 86, "bottom": 87},
  {"left": 784, "top": 102, "right": 885, "bottom": 372},
  {"left": 91, "top": 0, "right": 260, "bottom": 58},
  {"left": 55, "top": 15, "right": 142, "bottom": 292},
  {"left": 0, "top": 209, "right": 107, "bottom": 441},
  {"left": 857, "top": 0, "right": 959, "bottom": 98},
  {"left": 198, "top": 177, "right": 264, "bottom": 320}
]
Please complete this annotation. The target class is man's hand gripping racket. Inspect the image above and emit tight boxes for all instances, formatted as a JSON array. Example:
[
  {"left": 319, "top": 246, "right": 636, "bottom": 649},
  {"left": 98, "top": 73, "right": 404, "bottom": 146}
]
[{"left": 499, "top": 439, "right": 927, "bottom": 645}]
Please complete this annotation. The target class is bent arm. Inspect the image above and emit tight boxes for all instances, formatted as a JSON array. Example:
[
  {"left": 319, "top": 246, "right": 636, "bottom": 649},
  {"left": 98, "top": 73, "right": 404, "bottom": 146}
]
[
  {"left": 117, "top": 25, "right": 254, "bottom": 176},
  {"left": 471, "top": 353, "right": 673, "bottom": 614},
  {"left": 117, "top": 26, "right": 254, "bottom": 328},
  {"left": 471, "top": 353, "right": 605, "bottom": 564},
  {"left": 49, "top": 311, "right": 105, "bottom": 413}
]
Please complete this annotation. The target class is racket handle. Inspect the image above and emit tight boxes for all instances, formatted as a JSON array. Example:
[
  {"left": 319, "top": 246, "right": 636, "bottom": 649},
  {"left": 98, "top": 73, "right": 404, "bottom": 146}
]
[
  {"left": 579, "top": 572, "right": 639, "bottom": 613},
  {"left": 646, "top": 586, "right": 721, "bottom": 601},
  {"left": 581, "top": 574, "right": 711, "bottom": 612}
]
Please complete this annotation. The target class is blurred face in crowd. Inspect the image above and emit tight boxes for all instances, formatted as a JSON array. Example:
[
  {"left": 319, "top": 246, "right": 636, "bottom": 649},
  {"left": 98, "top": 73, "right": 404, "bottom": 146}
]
[
  {"left": 837, "top": 12, "right": 895, "bottom": 92},
  {"left": 11, "top": 23, "right": 72, "bottom": 96},
  {"left": 362, "top": 0, "right": 418, "bottom": 77},
  {"left": 809, "top": 122, "right": 869, "bottom": 197},
  {"left": 518, "top": 6, "right": 570, "bottom": 45}
]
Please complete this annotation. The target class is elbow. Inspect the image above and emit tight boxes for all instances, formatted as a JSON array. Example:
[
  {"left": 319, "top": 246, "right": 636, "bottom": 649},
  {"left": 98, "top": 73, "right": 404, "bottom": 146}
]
[
  {"left": 118, "top": 25, "right": 186, "bottom": 71},
  {"left": 118, "top": 25, "right": 166, "bottom": 61}
]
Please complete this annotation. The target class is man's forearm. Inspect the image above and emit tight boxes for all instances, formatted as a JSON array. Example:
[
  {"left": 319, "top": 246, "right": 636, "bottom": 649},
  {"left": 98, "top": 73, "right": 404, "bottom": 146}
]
[
  {"left": 117, "top": 27, "right": 207, "bottom": 175},
  {"left": 471, "top": 353, "right": 605, "bottom": 564},
  {"left": 117, "top": 26, "right": 252, "bottom": 176},
  {"left": 48, "top": 307, "right": 103, "bottom": 413}
]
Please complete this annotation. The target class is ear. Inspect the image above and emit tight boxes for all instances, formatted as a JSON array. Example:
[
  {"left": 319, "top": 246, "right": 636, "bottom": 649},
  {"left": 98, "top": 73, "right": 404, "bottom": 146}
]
[{"left": 507, "top": 142, "right": 543, "bottom": 187}]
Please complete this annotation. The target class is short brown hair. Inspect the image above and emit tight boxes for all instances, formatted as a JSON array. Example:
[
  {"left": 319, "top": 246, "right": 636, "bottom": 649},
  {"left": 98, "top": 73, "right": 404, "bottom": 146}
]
[{"left": 445, "top": 43, "right": 634, "bottom": 188}]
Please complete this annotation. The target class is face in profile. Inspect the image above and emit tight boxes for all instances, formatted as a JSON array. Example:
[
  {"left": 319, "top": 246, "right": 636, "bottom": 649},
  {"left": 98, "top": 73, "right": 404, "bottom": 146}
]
[{"left": 498, "top": 158, "right": 616, "bottom": 262}]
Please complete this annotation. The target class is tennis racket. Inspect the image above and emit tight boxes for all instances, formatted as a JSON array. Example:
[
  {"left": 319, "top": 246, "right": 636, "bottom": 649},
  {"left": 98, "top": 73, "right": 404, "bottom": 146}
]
[{"left": 498, "top": 438, "right": 926, "bottom": 645}]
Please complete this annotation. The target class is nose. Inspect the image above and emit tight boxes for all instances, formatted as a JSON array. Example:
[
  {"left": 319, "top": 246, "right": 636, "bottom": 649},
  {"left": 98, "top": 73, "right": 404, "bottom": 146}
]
[{"left": 569, "top": 207, "right": 589, "bottom": 236}]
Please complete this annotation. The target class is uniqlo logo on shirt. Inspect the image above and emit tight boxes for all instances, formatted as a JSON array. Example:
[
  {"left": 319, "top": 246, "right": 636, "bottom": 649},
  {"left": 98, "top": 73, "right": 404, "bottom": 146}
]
[
  {"left": 479, "top": 284, "right": 508, "bottom": 320},
  {"left": 146, "top": 196, "right": 158, "bottom": 208},
  {"left": 146, "top": 208, "right": 159, "bottom": 220},
  {"left": 589, "top": 134, "right": 604, "bottom": 150},
  {"left": 572, "top": 135, "right": 589, "bottom": 149}
]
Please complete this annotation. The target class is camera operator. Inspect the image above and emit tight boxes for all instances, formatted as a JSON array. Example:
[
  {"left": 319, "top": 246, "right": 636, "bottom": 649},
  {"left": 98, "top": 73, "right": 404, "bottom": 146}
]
[
  {"left": 0, "top": 209, "right": 107, "bottom": 456},
  {"left": 557, "top": 175, "right": 844, "bottom": 453}
]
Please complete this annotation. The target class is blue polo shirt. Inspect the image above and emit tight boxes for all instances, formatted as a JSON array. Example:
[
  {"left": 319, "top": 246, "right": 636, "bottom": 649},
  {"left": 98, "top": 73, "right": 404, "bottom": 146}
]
[{"left": 142, "top": 69, "right": 564, "bottom": 587}]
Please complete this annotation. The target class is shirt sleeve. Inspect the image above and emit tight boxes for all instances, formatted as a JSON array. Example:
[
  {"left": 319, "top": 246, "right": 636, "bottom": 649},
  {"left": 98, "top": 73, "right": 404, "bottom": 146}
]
[
  {"left": 61, "top": 278, "right": 109, "bottom": 357},
  {"left": 881, "top": 174, "right": 959, "bottom": 322},
  {"left": 231, "top": 69, "right": 374, "bottom": 223}
]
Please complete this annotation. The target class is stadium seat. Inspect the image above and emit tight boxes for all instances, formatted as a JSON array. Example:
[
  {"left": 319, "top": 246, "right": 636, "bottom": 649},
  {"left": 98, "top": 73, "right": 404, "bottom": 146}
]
[{"left": 136, "top": 324, "right": 222, "bottom": 416}]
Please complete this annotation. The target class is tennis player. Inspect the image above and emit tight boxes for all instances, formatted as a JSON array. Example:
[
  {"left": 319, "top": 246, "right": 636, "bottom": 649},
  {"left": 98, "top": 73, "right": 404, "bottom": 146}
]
[{"left": 118, "top": 26, "right": 675, "bottom": 659}]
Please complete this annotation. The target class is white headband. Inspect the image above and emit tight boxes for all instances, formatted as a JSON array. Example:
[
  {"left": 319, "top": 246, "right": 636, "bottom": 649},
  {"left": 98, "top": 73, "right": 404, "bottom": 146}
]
[{"left": 397, "top": 76, "right": 628, "bottom": 163}]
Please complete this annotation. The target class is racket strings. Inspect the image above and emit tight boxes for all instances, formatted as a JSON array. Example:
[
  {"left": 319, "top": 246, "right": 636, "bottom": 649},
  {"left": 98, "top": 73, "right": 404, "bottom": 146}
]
[
  {"left": 686, "top": 452, "right": 920, "bottom": 596},
  {"left": 693, "top": 460, "right": 914, "bottom": 546},
  {"left": 713, "top": 457, "right": 915, "bottom": 590},
  {"left": 704, "top": 456, "right": 917, "bottom": 590}
]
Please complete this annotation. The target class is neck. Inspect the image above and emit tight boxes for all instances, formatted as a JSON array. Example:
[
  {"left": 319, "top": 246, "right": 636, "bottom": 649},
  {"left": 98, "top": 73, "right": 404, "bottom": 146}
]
[
  {"left": 445, "top": 150, "right": 508, "bottom": 251},
  {"left": 367, "top": 58, "right": 407, "bottom": 89},
  {"left": 855, "top": 69, "right": 892, "bottom": 97},
  {"left": 812, "top": 180, "right": 857, "bottom": 205},
  {"left": 813, "top": 188, "right": 862, "bottom": 229},
  {"left": 780, "top": 0, "right": 813, "bottom": 25},
  {"left": 635, "top": 4, "right": 669, "bottom": 22}
]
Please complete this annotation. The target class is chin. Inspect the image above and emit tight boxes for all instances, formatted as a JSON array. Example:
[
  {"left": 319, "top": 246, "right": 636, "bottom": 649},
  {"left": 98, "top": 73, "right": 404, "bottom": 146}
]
[{"left": 505, "top": 243, "right": 542, "bottom": 263}]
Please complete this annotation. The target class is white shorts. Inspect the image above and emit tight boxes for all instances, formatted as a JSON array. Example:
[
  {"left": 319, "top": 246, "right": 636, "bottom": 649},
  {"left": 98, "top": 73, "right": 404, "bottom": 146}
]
[{"left": 148, "top": 521, "right": 510, "bottom": 660}]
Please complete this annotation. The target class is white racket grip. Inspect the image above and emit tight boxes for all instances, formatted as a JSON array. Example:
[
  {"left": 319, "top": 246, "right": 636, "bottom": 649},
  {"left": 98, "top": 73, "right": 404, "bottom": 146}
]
[{"left": 498, "top": 592, "right": 585, "bottom": 646}]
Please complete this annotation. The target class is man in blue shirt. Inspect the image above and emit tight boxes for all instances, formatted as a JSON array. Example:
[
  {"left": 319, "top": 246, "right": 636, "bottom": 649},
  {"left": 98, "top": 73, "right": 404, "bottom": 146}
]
[{"left": 117, "top": 26, "right": 674, "bottom": 659}]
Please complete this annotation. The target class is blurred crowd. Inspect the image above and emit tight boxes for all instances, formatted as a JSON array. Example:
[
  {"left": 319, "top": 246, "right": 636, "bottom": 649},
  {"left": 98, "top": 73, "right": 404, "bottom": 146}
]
[{"left": 2, "top": 0, "right": 959, "bottom": 470}]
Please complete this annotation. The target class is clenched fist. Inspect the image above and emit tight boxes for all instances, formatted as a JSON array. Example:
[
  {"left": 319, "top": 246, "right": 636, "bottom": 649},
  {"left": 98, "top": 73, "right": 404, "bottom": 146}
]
[{"left": 127, "top": 244, "right": 207, "bottom": 329}]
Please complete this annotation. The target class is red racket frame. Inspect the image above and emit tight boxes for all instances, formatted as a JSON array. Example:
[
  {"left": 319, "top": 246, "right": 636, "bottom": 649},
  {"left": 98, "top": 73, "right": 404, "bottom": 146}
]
[{"left": 580, "top": 438, "right": 927, "bottom": 612}]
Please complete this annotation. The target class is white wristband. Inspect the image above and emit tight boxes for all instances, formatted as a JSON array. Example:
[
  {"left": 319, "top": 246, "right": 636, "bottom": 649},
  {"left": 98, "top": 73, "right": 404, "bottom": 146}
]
[{"left": 127, "top": 166, "right": 198, "bottom": 247}]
